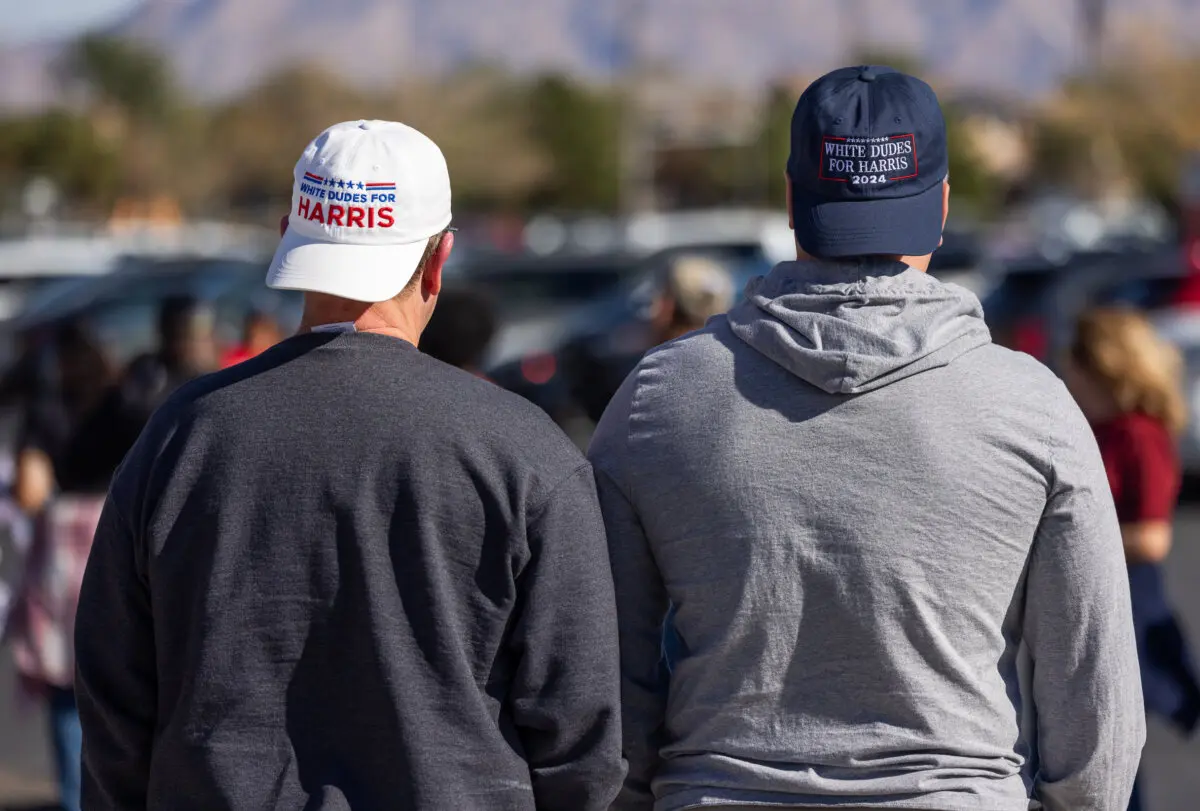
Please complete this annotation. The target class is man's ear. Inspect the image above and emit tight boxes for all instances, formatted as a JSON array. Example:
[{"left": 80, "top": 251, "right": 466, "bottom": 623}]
[
  {"left": 421, "top": 232, "right": 455, "bottom": 299},
  {"left": 939, "top": 178, "right": 951, "bottom": 248},
  {"left": 279, "top": 214, "right": 289, "bottom": 237}
]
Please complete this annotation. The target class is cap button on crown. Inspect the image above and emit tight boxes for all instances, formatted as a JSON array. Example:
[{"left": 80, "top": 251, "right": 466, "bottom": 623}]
[{"left": 858, "top": 67, "right": 877, "bottom": 83}]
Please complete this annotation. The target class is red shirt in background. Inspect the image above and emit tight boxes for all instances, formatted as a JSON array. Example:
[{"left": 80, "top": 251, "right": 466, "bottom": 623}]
[
  {"left": 1093, "top": 412, "right": 1180, "bottom": 524},
  {"left": 220, "top": 347, "right": 254, "bottom": 369}
]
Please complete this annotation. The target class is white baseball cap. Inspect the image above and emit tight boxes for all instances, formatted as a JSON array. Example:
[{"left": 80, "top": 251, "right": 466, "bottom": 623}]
[{"left": 266, "top": 120, "right": 452, "bottom": 303}]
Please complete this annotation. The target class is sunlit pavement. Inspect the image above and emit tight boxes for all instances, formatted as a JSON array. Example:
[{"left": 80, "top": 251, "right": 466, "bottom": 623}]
[
  {"left": 1139, "top": 505, "right": 1200, "bottom": 811},
  {"left": 2, "top": 511, "right": 1200, "bottom": 810}
]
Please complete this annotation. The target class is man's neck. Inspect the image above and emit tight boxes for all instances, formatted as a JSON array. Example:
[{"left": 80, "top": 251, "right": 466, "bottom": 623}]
[
  {"left": 795, "top": 250, "right": 933, "bottom": 272},
  {"left": 299, "top": 295, "right": 424, "bottom": 347}
]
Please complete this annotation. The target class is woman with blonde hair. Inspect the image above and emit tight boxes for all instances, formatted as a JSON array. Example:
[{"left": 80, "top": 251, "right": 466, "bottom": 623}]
[{"left": 1066, "top": 307, "right": 1200, "bottom": 811}]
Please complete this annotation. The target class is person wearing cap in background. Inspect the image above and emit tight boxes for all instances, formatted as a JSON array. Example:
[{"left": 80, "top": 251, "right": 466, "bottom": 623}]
[
  {"left": 589, "top": 66, "right": 1143, "bottom": 811},
  {"left": 649, "top": 255, "right": 736, "bottom": 346},
  {"left": 75, "top": 120, "right": 625, "bottom": 811},
  {"left": 564, "top": 254, "right": 735, "bottom": 428}
]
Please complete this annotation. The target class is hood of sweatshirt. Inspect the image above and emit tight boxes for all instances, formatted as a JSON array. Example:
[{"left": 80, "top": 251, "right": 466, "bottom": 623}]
[{"left": 726, "top": 259, "right": 992, "bottom": 395}]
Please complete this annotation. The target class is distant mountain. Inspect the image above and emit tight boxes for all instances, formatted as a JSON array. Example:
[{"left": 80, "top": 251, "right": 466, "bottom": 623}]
[{"left": 3, "top": 0, "right": 1200, "bottom": 109}]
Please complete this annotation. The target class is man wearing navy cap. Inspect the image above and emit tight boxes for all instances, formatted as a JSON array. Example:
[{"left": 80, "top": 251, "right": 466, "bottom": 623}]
[{"left": 590, "top": 66, "right": 1144, "bottom": 811}]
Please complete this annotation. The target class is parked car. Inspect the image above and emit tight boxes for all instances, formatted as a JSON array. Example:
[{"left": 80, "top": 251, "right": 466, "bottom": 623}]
[
  {"left": 981, "top": 247, "right": 1184, "bottom": 371},
  {"left": 928, "top": 226, "right": 997, "bottom": 298},
  {"left": 0, "top": 254, "right": 293, "bottom": 458},
  {"left": 486, "top": 228, "right": 996, "bottom": 446},
  {"left": 980, "top": 245, "right": 1200, "bottom": 475},
  {"left": 12, "top": 254, "right": 300, "bottom": 366},
  {"left": 1150, "top": 305, "right": 1200, "bottom": 478},
  {"left": 483, "top": 242, "right": 775, "bottom": 447},
  {"left": 449, "top": 251, "right": 643, "bottom": 370}
]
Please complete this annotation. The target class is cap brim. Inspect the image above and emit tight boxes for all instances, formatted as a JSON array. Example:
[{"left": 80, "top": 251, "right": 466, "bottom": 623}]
[
  {"left": 793, "top": 180, "right": 945, "bottom": 258},
  {"left": 266, "top": 228, "right": 431, "bottom": 303}
]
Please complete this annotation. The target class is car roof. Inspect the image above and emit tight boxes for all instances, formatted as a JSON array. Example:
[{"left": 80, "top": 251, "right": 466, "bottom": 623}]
[
  {"left": 457, "top": 251, "right": 638, "bottom": 276},
  {"left": 13, "top": 254, "right": 271, "bottom": 332}
]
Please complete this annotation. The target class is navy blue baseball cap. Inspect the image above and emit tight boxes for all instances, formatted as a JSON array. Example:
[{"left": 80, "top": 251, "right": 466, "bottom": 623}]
[{"left": 787, "top": 65, "right": 949, "bottom": 258}]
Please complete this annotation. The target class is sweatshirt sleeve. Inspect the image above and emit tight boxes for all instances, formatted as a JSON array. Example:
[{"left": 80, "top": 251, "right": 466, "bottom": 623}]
[
  {"left": 1024, "top": 398, "right": 1145, "bottom": 810},
  {"left": 507, "top": 463, "right": 626, "bottom": 811},
  {"left": 588, "top": 376, "right": 672, "bottom": 811},
  {"left": 75, "top": 494, "right": 157, "bottom": 811}
]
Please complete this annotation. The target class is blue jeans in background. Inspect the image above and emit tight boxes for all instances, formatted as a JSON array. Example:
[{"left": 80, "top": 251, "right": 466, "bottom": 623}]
[{"left": 47, "top": 686, "right": 82, "bottom": 811}]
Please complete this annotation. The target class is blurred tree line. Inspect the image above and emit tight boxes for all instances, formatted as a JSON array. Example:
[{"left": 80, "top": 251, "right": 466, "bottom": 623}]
[
  {"left": 0, "top": 35, "right": 1196, "bottom": 223},
  {"left": 1030, "top": 42, "right": 1200, "bottom": 217}
]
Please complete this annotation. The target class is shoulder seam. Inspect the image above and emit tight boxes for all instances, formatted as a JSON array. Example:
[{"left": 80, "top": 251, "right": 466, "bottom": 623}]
[
  {"left": 526, "top": 461, "right": 594, "bottom": 525},
  {"left": 97, "top": 488, "right": 153, "bottom": 589},
  {"left": 103, "top": 490, "right": 136, "bottom": 538}
]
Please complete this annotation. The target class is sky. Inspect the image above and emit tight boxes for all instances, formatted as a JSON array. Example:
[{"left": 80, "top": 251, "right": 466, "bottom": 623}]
[{"left": 0, "top": 0, "right": 141, "bottom": 44}]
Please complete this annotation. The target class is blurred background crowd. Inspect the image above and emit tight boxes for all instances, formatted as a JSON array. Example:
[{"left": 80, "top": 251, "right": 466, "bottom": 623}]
[{"left": 0, "top": 0, "right": 1198, "bottom": 809}]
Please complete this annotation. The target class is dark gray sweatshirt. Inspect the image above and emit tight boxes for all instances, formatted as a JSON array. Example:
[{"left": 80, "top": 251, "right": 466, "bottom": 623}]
[
  {"left": 75, "top": 331, "right": 626, "bottom": 811},
  {"left": 589, "top": 260, "right": 1143, "bottom": 811}
]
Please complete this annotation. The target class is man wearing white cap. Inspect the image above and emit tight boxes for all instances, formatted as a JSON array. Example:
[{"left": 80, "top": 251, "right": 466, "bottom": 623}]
[{"left": 75, "top": 120, "right": 626, "bottom": 811}]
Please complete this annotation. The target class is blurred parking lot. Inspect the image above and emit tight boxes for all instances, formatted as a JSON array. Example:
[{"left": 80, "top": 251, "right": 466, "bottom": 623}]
[
  {"left": 1, "top": 1, "right": 1199, "bottom": 807},
  {"left": 0, "top": 182, "right": 1196, "bottom": 811}
]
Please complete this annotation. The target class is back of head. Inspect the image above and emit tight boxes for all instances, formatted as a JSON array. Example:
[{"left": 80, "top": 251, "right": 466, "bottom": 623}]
[
  {"left": 158, "top": 296, "right": 201, "bottom": 344},
  {"left": 662, "top": 255, "right": 735, "bottom": 332},
  {"left": 54, "top": 320, "right": 113, "bottom": 409},
  {"left": 157, "top": 296, "right": 217, "bottom": 376},
  {"left": 1072, "top": 306, "right": 1187, "bottom": 434},
  {"left": 786, "top": 65, "right": 949, "bottom": 260},
  {"left": 419, "top": 288, "right": 498, "bottom": 371}
]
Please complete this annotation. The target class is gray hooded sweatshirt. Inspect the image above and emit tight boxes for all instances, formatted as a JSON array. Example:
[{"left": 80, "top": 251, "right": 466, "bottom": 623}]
[{"left": 588, "top": 260, "right": 1144, "bottom": 811}]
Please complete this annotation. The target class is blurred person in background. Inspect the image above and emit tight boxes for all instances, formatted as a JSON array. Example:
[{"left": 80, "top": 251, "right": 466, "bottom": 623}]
[
  {"left": 58, "top": 296, "right": 218, "bottom": 492},
  {"left": 4, "top": 322, "right": 115, "bottom": 811},
  {"left": 565, "top": 254, "right": 735, "bottom": 426},
  {"left": 1065, "top": 307, "right": 1200, "bottom": 811},
  {"left": 220, "top": 310, "right": 283, "bottom": 369},
  {"left": 135, "top": 295, "right": 220, "bottom": 391},
  {"left": 590, "top": 66, "right": 1143, "bottom": 811},
  {"left": 650, "top": 255, "right": 738, "bottom": 345},
  {"left": 639, "top": 255, "right": 735, "bottom": 668},
  {"left": 0, "top": 329, "right": 58, "bottom": 639},
  {"left": 418, "top": 286, "right": 497, "bottom": 376},
  {"left": 75, "top": 120, "right": 623, "bottom": 811}
]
